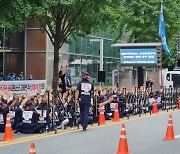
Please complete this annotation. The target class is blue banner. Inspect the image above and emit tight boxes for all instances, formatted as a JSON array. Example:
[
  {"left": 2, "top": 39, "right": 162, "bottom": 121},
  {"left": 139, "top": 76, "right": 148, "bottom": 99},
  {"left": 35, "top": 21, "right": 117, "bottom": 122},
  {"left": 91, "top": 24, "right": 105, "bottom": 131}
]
[{"left": 120, "top": 48, "right": 157, "bottom": 66}]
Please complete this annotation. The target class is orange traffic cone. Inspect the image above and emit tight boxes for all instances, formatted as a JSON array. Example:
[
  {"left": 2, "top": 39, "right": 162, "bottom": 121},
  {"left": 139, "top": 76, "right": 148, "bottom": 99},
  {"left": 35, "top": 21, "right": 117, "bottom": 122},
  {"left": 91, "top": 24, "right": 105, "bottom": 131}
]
[
  {"left": 117, "top": 123, "right": 130, "bottom": 154},
  {"left": 163, "top": 114, "right": 175, "bottom": 140},
  {"left": 113, "top": 103, "right": 120, "bottom": 122},
  {"left": 3, "top": 113, "right": 15, "bottom": 141},
  {"left": 29, "top": 142, "right": 36, "bottom": 154},
  {"left": 152, "top": 98, "right": 158, "bottom": 114},
  {"left": 98, "top": 108, "right": 105, "bottom": 125},
  {"left": 177, "top": 97, "right": 180, "bottom": 110}
]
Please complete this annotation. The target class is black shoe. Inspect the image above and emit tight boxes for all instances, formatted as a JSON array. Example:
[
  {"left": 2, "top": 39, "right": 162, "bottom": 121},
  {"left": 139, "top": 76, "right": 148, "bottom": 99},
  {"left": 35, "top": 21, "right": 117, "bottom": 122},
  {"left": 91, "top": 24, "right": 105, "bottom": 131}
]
[
  {"left": 83, "top": 127, "right": 87, "bottom": 131},
  {"left": 14, "top": 129, "right": 21, "bottom": 133},
  {"left": 14, "top": 130, "right": 19, "bottom": 133}
]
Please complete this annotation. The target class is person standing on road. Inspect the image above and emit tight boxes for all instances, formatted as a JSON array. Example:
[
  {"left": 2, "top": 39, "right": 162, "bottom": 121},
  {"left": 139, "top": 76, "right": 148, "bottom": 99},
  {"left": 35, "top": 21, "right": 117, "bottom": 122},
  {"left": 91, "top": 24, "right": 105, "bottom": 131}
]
[{"left": 75, "top": 71, "right": 94, "bottom": 131}]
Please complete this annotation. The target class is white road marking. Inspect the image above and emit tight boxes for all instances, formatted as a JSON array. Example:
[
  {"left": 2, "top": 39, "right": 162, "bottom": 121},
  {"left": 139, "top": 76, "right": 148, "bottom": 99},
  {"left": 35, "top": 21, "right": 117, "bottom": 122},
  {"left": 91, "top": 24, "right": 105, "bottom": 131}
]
[{"left": 175, "top": 135, "right": 180, "bottom": 139}]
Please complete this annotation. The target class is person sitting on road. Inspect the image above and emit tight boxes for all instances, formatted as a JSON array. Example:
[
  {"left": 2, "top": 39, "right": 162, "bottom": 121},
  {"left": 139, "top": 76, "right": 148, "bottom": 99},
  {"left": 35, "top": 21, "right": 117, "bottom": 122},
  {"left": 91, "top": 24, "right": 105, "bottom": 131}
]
[
  {"left": 14, "top": 94, "right": 45, "bottom": 134},
  {"left": 34, "top": 96, "right": 50, "bottom": 133},
  {"left": 0, "top": 91, "right": 12, "bottom": 132},
  {"left": 0, "top": 101, "right": 9, "bottom": 132},
  {"left": 8, "top": 93, "right": 21, "bottom": 129},
  {"left": 99, "top": 95, "right": 114, "bottom": 108}
]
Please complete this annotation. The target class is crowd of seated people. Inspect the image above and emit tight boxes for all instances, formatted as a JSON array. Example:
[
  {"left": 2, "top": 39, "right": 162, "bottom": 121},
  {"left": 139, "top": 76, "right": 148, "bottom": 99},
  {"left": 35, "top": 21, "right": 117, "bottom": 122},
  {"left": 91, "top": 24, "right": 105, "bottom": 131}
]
[
  {"left": 0, "top": 85, "right": 177, "bottom": 134},
  {"left": 0, "top": 72, "right": 34, "bottom": 81}
]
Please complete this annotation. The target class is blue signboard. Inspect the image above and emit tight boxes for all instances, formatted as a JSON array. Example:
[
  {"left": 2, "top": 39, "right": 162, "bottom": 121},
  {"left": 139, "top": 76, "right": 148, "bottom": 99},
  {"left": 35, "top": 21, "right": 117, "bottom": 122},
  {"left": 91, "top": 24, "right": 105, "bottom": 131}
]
[{"left": 120, "top": 48, "right": 157, "bottom": 66}]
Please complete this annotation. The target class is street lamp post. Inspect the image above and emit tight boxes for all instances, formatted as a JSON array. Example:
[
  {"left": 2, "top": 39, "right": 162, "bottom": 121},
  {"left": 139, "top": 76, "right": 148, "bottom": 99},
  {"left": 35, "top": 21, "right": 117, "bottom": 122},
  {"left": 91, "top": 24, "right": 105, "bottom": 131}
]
[
  {"left": 90, "top": 38, "right": 104, "bottom": 86},
  {"left": 99, "top": 38, "right": 104, "bottom": 71}
]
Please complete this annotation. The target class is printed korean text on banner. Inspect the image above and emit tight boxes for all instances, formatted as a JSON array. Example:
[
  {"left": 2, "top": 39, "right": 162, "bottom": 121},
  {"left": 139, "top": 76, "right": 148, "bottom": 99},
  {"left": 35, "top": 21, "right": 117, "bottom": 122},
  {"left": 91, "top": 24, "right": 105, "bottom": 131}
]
[{"left": 0, "top": 80, "right": 47, "bottom": 96}]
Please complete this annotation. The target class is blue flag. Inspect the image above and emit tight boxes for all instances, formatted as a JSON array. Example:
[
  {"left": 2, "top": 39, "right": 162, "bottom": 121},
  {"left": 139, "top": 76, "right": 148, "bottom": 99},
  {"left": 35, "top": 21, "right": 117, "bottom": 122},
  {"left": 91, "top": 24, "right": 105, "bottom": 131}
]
[{"left": 158, "top": 3, "right": 172, "bottom": 56}]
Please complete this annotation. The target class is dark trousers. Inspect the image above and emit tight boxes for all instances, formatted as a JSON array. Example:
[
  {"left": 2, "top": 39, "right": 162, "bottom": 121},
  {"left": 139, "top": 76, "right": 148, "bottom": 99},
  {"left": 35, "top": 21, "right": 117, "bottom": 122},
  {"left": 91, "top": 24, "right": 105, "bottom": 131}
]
[
  {"left": 79, "top": 101, "right": 90, "bottom": 128},
  {"left": 0, "top": 124, "right": 5, "bottom": 133},
  {"left": 15, "top": 123, "right": 45, "bottom": 134}
]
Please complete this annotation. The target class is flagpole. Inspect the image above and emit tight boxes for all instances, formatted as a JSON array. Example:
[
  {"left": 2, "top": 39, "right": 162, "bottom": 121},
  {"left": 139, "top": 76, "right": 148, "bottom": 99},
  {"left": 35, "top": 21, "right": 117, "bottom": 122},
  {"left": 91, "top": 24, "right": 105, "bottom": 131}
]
[
  {"left": 160, "top": 39, "right": 163, "bottom": 89},
  {"left": 159, "top": 1, "right": 172, "bottom": 90},
  {"left": 159, "top": 1, "right": 163, "bottom": 89}
]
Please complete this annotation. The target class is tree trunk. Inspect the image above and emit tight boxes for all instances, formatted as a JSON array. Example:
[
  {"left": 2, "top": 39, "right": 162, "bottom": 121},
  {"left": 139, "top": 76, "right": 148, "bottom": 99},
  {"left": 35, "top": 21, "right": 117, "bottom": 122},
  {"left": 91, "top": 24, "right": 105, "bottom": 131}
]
[{"left": 52, "top": 39, "right": 60, "bottom": 96}]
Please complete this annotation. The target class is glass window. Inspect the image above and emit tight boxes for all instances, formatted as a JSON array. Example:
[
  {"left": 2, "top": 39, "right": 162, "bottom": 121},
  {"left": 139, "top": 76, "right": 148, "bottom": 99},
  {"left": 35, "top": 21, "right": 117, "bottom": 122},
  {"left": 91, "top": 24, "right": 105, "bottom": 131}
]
[
  {"left": 81, "top": 38, "right": 87, "bottom": 55},
  {"left": 74, "top": 55, "right": 81, "bottom": 82},
  {"left": 68, "top": 28, "right": 120, "bottom": 86},
  {"left": 87, "top": 37, "right": 92, "bottom": 55},
  {"left": 92, "top": 57, "right": 99, "bottom": 86},
  {"left": 5, "top": 31, "right": 24, "bottom": 51},
  {"left": 75, "top": 43, "right": 81, "bottom": 54},
  {"left": 69, "top": 54, "right": 84, "bottom": 85},
  {"left": 103, "top": 40, "right": 111, "bottom": 57},
  {"left": 69, "top": 44, "right": 75, "bottom": 54},
  {"left": 81, "top": 55, "right": 87, "bottom": 72},
  {"left": 91, "top": 41, "right": 100, "bottom": 56},
  {"left": 68, "top": 54, "right": 75, "bottom": 85}
]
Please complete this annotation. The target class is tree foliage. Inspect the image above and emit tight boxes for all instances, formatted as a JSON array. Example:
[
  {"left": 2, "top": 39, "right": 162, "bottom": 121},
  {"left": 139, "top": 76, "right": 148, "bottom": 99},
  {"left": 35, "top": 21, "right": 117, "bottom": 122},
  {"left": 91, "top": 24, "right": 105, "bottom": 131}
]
[
  {"left": 33, "top": 0, "right": 121, "bottom": 94},
  {"left": 0, "top": 0, "right": 32, "bottom": 44},
  {"left": 113, "top": 0, "right": 180, "bottom": 68},
  {"left": 0, "top": 0, "right": 121, "bottom": 94},
  {"left": 0, "top": 0, "right": 179, "bottom": 93},
  {"left": 0, "top": 0, "right": 31, "bottom": 31}
]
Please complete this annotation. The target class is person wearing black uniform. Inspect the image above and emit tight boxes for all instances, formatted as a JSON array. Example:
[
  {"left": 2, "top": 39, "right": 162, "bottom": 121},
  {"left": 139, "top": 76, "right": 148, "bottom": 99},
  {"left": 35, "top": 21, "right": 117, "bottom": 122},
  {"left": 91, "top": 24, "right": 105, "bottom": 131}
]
[
  {"left": 14, "top": 94, "right": 44, "bottom": 134},
  {"left": 146, "top": 77, "right": 150, "bottom": 90},
  {"left": 35, "top": 98, "right": 49, "bottom": 132},
  {"left": 59, "top": 66, "right": 68, "bottom": 94},
  {"left": 0, "top": 101, "right": 9, "bottom": 132},
  {"left": 76, "top": 71, "right": 94, "bottom": 131}
]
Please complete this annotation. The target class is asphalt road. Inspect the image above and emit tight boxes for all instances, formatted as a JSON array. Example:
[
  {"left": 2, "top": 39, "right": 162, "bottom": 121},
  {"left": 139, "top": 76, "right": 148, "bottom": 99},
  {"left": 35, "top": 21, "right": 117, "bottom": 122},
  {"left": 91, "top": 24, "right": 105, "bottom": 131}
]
[{"left": 0, "top": 110, "right": 180, "bottom": 154}]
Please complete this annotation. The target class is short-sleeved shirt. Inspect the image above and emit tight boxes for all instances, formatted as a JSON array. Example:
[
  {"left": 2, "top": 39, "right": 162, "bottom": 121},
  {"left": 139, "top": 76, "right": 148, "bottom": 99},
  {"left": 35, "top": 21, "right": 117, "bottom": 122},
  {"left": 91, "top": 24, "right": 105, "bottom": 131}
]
[
  {"left": 66, "top": 73, "right": 72, "bottom": 86},
  {"left": 76, "top": 79, "right": 94, "bottom": 102}
]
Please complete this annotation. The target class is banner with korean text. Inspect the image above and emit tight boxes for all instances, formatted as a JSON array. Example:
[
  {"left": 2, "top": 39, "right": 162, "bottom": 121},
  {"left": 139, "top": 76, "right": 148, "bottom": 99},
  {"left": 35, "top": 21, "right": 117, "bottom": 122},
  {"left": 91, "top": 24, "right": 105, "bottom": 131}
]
[{"left": 0, "top": 80, "right": 47, "bottom": 96}]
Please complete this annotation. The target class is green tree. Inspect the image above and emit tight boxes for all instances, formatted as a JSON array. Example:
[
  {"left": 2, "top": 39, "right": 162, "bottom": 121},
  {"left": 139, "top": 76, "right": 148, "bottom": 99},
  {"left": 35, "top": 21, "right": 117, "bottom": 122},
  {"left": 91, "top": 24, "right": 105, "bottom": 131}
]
[
  {"left": 0, "top": 0, "right": 31, "bottom": 45},
  {"left": 113, "top": 0, "right": 180, "bottom": 68},
  {"left": 6, "top": 0, "right": 121, "bottom": 95},
  {"left": 0, "top": 0, "right": 123, "bottom": 94},
  {"left": 33, "top": 0, "right": 122, "bottom": 95}
]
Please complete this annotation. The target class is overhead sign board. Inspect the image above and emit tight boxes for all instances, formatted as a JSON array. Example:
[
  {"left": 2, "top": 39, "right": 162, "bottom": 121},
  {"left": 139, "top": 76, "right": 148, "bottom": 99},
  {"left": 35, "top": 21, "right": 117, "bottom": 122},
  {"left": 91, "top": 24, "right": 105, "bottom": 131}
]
[{"left": 120, "top": 48, "right": 157, "bottom": 66}]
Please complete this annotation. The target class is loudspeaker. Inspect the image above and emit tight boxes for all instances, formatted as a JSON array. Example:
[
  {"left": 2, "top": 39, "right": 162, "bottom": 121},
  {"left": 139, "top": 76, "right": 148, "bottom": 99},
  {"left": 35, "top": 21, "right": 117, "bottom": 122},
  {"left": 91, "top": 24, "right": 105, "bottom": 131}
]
[
  {"left": 98, "top": 71, "right": 105, "bottom": 82},
  {"left": 173, "top": 75, "right": 180, "bottom": 87}
]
